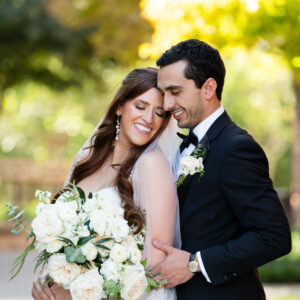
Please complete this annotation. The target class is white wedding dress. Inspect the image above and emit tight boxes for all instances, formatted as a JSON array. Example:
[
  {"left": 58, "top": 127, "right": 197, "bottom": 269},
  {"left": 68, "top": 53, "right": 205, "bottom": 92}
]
[{"left": 64, "top": 119, "right": 181, "bottom": 300}]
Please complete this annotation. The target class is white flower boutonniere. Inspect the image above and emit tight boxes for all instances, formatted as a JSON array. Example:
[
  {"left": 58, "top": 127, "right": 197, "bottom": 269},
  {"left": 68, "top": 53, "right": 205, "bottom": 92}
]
[{"left": 176, "top": 143, "right": 207, "bottom": 187}]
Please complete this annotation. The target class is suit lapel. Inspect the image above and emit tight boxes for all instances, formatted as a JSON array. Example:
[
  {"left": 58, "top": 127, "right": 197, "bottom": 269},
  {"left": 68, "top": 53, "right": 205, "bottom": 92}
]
[{"left": 177, "top": 111, "right": 232, "bottom": 207}]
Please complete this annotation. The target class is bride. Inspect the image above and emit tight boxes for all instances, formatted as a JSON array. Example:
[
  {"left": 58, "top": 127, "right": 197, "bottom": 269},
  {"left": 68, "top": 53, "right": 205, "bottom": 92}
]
[{"left": 31, "top": 67, "right": 181, "bottom": 300}]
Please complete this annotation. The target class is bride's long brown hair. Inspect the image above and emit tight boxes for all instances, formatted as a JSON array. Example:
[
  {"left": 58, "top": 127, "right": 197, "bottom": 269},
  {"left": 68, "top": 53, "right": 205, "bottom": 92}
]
[{"left": 67, "top": 68, "right": 170, "bottom": 232}]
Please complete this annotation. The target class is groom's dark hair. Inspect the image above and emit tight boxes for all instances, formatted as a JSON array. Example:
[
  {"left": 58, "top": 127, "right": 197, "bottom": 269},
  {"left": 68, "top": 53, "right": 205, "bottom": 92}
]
[{"left": 156, "top": 39, "right": 226, "bottom": 101}]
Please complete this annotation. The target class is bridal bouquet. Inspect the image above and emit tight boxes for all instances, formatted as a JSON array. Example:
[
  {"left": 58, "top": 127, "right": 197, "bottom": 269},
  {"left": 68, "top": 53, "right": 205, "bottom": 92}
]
[{"left": 6, "top": 184, "right": 164, "bottom": 300}]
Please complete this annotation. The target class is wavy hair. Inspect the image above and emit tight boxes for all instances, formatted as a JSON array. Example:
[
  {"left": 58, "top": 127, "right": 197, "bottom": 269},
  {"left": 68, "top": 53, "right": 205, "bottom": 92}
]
[{"left": 57, "top": 68, "right": 171, "bottom": 232}]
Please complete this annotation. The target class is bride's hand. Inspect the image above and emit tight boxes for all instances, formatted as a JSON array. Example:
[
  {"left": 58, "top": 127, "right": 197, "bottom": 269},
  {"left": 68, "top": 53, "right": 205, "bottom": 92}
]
[
  {"left": 32, "top": 274, "right": 72, "bottom": 300},
  {"left": 32, "top": 274, "right": 55, "bottom": 300},
  {"left": 50, "top": 283, "right": 72, "bottom": 300}
]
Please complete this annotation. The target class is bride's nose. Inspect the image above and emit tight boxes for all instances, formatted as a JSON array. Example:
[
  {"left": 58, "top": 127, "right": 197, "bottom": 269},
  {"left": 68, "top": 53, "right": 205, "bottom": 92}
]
[{"left": 143, "top": 109, "right": 154, "bottom": 124}]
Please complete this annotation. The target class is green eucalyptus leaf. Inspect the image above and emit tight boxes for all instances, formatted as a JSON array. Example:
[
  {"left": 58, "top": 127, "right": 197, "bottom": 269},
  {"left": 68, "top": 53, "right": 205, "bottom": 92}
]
[
  {"left": 95, "top": 244, "right": 110, "bottom": 250},
  {"left": 77, "top": 235, "right": 95, "bottom": 246},
  {"left": 64, "top": 247, "right": 86, "bottom": 263},
  {"left": 8, "top": 210, "right": 24, "bottom": 223}
]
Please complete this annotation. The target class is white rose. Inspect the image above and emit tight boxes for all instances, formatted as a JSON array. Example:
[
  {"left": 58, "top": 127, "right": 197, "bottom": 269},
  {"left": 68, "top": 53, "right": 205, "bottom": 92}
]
[
  {"left": 129, "top": 247, "right": 142, "bottom": 264},
  {"left": 35, "top": 241, "right": 46, "bottom": 252},
  {"left": 48, "top": 254, "right": 82, "bottom": 287},
  {"left": 110, "top": 243, "right": 128, "bottom": 263},
  {"left": 120, "top": 265, "right": 147, "bottom": 300},
  {"left": 101, "top": 198, "right": 124, "bottom": 217},
  {"left": 35, "top": 202, "right": 47, "bottom": 215},
  {"left": 96, "top": 188, "right": 120, "bottom": 205},
  {"left": 70, "top": 268, "right": 104, "bottom": 300},
  {"left": 180, "top": 156, "right": 199, "bottom": 175},
  {"left": 46, "top": 239, "right": 64, "bottom": 253},
  {"left": 107, "top": 217, "right": 129, "bottom": 242},
  {"left": 100, "top": 259, "right": 119, "bottom": 281},
  {"left": 90, "top": 210, "right": 108, "bottom": 236},
  {"left": 81, "top": 242, "right": 98, "bottom": 261},
  {"left": 61, "top": 223, "right": 79, "bottom": 246},
  {"left": 76, "top": 225, "right": 90, "bottom": 238},
  {"left": 82, "top": 197, "right": 100, "bottom": 214},
  {"left": 197, "top": 157, "right": 204, "bottom": 170},
  {"left": 57, "top": 205, "right": 77, "bottom": 222},
  {"left": 121, "top": 237, "right": 141, "bottom": 263},
  {"left": 32, "top": 206, "right": 63, "bottom": 243}
]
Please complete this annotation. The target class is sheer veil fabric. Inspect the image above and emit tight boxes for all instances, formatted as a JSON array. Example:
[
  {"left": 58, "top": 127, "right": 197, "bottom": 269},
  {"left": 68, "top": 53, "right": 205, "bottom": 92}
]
[{"left": 65, "top": 117, "right": 181, "bottom": 300}]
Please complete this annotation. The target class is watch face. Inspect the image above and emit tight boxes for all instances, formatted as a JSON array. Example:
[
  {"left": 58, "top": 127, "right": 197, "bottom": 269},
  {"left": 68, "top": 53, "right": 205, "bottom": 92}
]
[{"left": 188, "top": 261, "right": 198, "bottom": 273}]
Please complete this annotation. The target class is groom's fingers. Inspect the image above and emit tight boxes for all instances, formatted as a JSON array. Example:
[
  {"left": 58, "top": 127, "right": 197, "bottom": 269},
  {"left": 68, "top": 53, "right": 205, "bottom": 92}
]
[{"left": 152, "top": 240, "right": 174, "bottom": 254}]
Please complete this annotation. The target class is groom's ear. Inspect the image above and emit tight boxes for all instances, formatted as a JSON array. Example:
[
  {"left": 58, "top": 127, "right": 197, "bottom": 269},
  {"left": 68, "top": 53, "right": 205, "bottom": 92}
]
[{"left": 203, "top": 78, "right": 217, "bottom": 100}]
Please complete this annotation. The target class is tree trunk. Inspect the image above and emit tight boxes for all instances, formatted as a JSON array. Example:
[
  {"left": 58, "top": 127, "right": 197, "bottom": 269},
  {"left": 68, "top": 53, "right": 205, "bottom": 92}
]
[{"left": 290, "top": 83, "right": 300, "bottom": 228}]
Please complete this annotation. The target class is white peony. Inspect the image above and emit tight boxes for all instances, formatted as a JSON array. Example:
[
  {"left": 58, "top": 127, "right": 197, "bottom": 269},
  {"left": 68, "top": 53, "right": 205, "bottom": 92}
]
[
  {"left": 81, "top": 242, "right": 98, "bottom": 261},
  {"left": 100, "top": 259, "right": 119, "bottom": 281},
  {"left": 31, "top": 206, "right": 63, "bottom": 243},
  {"left": 48, "top": 254, "right": 82, "bottom": 287},
  {"left": 70, "top": 268, "right": 104, "bottom": 300},
  {"left": 120, "top": 265, "right": 147, "bottom": 300},
  {"left": 121, "top": 236, "right": 137, "bottom": 249},
  {"left": 90, "top": 210, "right": 108, "bottom": 236},
  {"left": 46, "top": 239, "right": 64, "bottom": 253},
  {"left": 107, "top": 217, "right": 129, "bottom": 242},
  {"left": 110, "top": 243, "right": 128, "bottom": 263}
]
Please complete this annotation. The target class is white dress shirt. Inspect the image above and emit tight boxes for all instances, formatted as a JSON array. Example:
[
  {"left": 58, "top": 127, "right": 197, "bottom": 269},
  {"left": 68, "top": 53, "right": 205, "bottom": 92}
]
[{"left": 180, "top": 104, "right": 225, "bottom": 283}]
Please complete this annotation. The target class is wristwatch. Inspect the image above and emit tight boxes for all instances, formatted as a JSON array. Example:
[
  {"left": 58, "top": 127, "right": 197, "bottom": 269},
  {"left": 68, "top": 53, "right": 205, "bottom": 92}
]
[{"left": 188, "top": 253, "right": 199, "bottom": 273}]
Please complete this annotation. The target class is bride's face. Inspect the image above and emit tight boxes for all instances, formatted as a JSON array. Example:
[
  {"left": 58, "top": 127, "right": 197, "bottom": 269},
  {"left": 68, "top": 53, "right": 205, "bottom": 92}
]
[{"left": 117, "top": 87, "right": 166, "bottom": 147}]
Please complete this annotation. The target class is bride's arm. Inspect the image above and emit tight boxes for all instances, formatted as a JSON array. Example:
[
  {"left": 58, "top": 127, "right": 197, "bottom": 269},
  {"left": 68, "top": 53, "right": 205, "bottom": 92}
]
[{"left": 135, "top": 151, "right": 177, "bottom": 268}]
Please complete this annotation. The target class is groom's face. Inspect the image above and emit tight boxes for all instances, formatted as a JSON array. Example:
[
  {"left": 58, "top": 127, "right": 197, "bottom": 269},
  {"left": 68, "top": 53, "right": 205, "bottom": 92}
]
[{"left": 157, "top": 60, "right": 205, "bottom": 129}]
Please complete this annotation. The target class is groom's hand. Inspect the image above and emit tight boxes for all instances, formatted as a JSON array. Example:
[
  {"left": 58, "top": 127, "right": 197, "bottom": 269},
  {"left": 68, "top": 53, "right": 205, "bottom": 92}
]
[{"left": 152, "top": 240, "right": 197, "bottom": 288}]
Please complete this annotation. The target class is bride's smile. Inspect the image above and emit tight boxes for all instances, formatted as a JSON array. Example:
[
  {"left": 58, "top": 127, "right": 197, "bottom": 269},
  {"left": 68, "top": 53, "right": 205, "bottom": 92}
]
[{"left": 116, "top": 87, "right": 166, "bottom": 147}]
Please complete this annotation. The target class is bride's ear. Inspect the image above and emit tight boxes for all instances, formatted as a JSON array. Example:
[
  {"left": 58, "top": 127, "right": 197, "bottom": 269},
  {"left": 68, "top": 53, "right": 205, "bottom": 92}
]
[{"left": 116, "top": 106, "right": 122, "bottom": 116}]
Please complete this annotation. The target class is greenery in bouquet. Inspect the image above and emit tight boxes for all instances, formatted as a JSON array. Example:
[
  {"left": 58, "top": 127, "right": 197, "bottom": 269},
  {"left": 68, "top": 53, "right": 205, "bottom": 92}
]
[{"left": 6, "top": 183, "right": 166, "bottom": 300}]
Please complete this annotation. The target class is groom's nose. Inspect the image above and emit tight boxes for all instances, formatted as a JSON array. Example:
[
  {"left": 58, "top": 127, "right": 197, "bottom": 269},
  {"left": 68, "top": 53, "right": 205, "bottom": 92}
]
[{"left": 163, "top": 94, "right": 176, "bottom": 111}]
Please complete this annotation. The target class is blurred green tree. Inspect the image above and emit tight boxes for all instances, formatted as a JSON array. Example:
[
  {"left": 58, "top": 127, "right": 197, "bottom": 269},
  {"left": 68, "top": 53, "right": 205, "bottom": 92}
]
[
  {"left": 0, "top": 0, "right": 96, "bottom": 112},
  {"left": 0, "top": 0, "right": 152, "bottom": 112}
]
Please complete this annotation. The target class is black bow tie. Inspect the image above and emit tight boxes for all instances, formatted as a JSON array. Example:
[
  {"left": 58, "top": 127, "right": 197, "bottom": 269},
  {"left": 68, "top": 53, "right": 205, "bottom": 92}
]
[{"left": 177, "top": 131, "right": 198, "bottom": 153}]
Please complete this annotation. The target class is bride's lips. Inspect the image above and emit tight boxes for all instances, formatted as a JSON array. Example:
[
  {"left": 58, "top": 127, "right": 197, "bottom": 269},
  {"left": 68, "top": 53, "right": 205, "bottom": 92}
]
[{"left": 134, "top": 123, "right": 152, "bottom": 135}]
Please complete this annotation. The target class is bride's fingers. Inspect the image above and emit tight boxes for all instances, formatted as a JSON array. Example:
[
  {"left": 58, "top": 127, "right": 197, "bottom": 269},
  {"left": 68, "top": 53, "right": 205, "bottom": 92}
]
[
  {"left": 32, "top": 278, "right": 53, "bottom": 300},
  {"left": 38, "top": 276, "right": 55, "bottom": 300}
]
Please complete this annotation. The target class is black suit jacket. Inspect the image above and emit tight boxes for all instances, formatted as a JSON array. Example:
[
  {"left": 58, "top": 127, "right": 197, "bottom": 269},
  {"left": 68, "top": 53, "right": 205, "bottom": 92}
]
[{"left": 176, "top": 111, "right": 291, "bottom": 300}]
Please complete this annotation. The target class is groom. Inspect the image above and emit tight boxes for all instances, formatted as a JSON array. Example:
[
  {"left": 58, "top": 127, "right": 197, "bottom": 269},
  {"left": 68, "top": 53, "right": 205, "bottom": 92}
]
[{"left": 152, "top": 39, "right": 291, "bottom": 299}]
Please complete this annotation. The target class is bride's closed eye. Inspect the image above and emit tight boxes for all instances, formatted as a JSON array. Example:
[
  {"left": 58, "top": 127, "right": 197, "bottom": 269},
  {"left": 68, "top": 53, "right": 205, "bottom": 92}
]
[{"left": 135, "top": 105, "right": 164, "bottom": 118}]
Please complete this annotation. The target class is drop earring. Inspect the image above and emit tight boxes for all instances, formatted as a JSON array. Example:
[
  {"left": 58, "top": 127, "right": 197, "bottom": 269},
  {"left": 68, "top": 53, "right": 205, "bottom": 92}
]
[{"left": 115, "top": 116, "right": 120, "bottom": 141}]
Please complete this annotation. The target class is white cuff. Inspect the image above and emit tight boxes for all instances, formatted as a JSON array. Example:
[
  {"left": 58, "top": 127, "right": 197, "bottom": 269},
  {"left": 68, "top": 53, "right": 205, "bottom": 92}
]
[{"left": 197, "top": 251, "right": 211, "bottom": 283}]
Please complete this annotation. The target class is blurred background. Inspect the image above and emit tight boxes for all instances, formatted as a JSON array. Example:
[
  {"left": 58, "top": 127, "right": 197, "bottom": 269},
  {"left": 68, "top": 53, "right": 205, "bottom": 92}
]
[{"left": 0, "top": 0, "right": 300, "bottom": 299}]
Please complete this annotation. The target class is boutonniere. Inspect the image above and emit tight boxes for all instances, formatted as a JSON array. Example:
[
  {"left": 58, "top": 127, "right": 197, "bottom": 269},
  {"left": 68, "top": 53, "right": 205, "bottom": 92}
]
[{"left": 176, "top": 143, "right": 207, "bottom": 187}]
